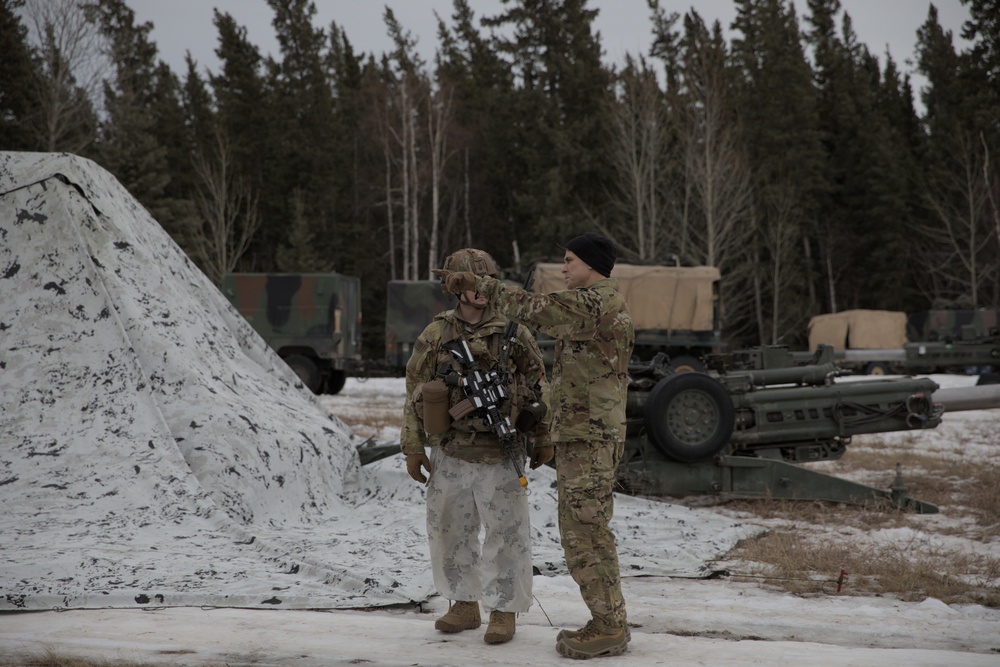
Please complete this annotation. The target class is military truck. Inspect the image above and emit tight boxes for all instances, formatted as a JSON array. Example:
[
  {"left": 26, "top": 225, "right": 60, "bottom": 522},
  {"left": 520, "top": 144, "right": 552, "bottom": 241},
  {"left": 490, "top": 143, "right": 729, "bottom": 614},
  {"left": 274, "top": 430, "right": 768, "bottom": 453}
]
[
  {"left": 532, "top": 262, "right": 724, "bottom": 372},
  {"left": 379, "top": 262, "right": 724, "bottom": 374},
  {"left": 222, "top": 273, "right": 362, "bottom": 395},
  {"left": 806, "top": 308, "right": 1000, "bottom": 377},
  {"left": 907, "top": 307, "right": 1000, "bottom": 342},
  {"left": 383, "top": 280, "right": 453, "bottom": 370}
]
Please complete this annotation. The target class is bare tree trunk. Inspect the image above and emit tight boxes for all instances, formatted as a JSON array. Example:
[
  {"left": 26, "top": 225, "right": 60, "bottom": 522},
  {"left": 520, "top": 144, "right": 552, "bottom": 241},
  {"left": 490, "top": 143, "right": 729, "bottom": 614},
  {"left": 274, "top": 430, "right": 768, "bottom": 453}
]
[
  {"left": 190, "top": 129, "right": 260, "bottom": 284},
  {"left": 409, "top": 104, "right": 419, "bottom": 280},
  {"left": 919, "top": 131, "right": 992, "bottom": 305},
  {"left": 400, "top": 80, "right": 411, "bottom": 280},
  {"left": 426, "top": 87, "right": 454, "bottom": 278},
  {"left": 24, "top": 0, "right": 107, "bottom": 152},
  {"left": 385, "top": 146, "right": 396, "bottom": 279},
  {"left": 982, "top": 133, "right": 1000, "bottom": 305},
  {"left": 464, "top": 148, "right": 472, "bottom": 248},
  {"left": 602, "top": 58, "right": 669, "bottom": 262}
]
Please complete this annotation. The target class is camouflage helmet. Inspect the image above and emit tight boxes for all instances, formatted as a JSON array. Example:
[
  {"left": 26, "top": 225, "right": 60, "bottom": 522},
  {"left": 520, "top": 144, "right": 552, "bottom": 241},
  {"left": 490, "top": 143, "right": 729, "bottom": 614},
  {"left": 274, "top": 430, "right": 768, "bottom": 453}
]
[
  {"left": 441, "top": 248, "right": 499, "bottom": 278},
  {"left": 440, "top": 248, "right": 499, "bottom": 297}
]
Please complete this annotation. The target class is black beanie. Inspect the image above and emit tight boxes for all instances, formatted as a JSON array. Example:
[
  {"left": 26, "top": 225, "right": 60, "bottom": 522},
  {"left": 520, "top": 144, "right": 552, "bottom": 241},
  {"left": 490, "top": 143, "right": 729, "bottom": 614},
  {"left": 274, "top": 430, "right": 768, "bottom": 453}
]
[{"left": 563, "top": 232, "right": 616, "bottom": 278}]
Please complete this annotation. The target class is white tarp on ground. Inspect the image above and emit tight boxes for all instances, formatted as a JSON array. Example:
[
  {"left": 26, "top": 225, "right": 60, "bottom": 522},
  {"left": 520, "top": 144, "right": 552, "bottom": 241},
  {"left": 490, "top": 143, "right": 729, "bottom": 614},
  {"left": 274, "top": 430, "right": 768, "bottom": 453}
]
[{"left": 0, "top": 152, "right": 754, "bottom": 612}]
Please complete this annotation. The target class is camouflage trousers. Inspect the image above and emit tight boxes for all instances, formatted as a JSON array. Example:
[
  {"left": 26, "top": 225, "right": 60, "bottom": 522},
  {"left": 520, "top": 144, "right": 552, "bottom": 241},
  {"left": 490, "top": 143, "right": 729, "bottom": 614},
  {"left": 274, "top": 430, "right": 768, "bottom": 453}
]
[
  {"left": 425, "top": 447, "right": 533, "bottom": 613},
  {"left": 556, "top": 439, "right": 626, "bottom": 633}
]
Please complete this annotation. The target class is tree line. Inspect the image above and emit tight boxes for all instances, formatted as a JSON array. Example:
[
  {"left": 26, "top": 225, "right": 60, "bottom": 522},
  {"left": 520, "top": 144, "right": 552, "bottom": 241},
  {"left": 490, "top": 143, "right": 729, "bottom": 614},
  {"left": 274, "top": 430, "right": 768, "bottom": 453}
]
[{"left": 2, "top": 0, "right": 998, "bottom": 355}]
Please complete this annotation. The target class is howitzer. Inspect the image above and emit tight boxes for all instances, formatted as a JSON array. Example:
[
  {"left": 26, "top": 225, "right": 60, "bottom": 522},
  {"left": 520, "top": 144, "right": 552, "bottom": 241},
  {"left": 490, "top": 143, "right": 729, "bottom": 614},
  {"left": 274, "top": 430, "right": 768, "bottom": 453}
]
[
  {"left": 618, "top": 345, "right": 1000, "bottom": 512},
  {"left": 439, "top": 336, "right": 529, "bottom": 489},
  {"left": 357, "top": 344, "right": 1000, "bottom": 511}
]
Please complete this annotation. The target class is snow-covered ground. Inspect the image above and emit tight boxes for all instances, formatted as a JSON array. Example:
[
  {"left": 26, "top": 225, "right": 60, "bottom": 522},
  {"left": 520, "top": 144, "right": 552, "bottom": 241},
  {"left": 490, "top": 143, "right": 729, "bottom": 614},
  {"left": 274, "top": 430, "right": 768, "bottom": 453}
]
[
  {"left": 2, "top": 153, "right": 998, "bottom": 666},
  {"left": 7, "top": 376, "right": 999, "bottom": 666}
]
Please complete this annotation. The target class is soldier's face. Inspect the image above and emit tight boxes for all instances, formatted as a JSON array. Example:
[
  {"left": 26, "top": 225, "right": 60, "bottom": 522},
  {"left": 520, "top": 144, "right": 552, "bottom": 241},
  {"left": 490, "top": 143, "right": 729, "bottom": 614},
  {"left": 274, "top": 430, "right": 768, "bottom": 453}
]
[
  {"left": 462, "top": 289, "right": 487, "bottom": 306},
  {"left": 562, "top": 250, "right": 594, "bottom": 289}
]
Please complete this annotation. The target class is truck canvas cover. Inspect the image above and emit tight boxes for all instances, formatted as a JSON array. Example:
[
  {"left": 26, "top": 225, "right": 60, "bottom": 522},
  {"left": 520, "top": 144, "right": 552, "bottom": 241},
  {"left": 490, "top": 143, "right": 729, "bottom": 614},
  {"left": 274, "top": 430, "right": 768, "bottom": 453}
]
[
  {"left": 808, "top": 309, "right": 908, "bottom": 351},
  {"left": 533, "top": 263, "right": 720, "bottom": 332}
]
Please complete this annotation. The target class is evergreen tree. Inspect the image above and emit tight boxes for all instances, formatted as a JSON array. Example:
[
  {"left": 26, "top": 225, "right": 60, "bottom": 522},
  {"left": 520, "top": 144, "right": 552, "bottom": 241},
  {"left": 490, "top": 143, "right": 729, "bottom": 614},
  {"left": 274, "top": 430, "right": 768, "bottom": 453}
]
[
  {"left": 435, "top": 0, "right": 519, "bottom": 267},
  {"left": 916, "top": 5, "right": 997, "bottom": 306},
  {"left": 730, "top": 0, "right": 825, "bottom": 344},
  {"left": 483, "top": 0, "right": 613, "bottom": 256},
  {"left": 0, "top": 0, "right": 39, "bottom": 150},
  {"left": 265, "top": 0, "right": 340, "bottom": 272},
  {"left": 211, "top": 9, "right": 275, "bottom": 270},
  {"left": 181, "top": 54, "right": 216, "bottom": 160},
  {"left": 961, "top": 0, "right": 1000, "bottom": 304},
  {"left": 805, "top": 0, "right": 913, "bottom": 312},
  {"left": 324, "top": 22, "right": 366, "bottom": 275},
  {"left": 89, "top": 0, "right": 170, "bottom": 221}
]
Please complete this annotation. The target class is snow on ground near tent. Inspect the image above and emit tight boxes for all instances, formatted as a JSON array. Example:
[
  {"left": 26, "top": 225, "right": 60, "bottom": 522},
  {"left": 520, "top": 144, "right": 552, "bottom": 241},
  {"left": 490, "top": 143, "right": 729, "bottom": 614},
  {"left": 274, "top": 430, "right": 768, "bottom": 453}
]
[
  {"left": 3, "top": 378, "right": 999, "bottom": 666},
  {"left": 0, "top": 152, "right": 752, "bottom": 614}
]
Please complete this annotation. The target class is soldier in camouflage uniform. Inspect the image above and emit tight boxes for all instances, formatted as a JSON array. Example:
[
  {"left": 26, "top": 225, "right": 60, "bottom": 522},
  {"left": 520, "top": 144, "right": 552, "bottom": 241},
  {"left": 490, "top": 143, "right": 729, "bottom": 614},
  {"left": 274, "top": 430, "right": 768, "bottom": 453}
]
[
  {"left": 401, "top": 248, "right": 553, "bottom": 646},
  {"left": 436, "top": 233, "right": 635, "bottom": 659}
]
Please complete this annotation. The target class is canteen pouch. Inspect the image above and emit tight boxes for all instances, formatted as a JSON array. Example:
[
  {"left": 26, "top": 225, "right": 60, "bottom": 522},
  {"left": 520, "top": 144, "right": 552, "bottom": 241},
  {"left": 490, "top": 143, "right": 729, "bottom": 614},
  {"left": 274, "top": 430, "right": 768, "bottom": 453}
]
[{"left": 421, "top": 380, "right": 451, "bottom": 435}]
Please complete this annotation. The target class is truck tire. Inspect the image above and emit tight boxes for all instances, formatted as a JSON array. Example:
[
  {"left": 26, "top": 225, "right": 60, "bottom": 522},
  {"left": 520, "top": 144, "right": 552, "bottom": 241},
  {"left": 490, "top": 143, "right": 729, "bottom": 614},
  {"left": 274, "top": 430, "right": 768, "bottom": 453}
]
[
  {"left": 643, "top": 372, "right": 735, "bottom": 463},
  {"left": 327, "top": 370, "right": 347, "bottom": 395},
  {"left": 668, "top": 354, "right": 705, "bottom": 374},
  {"left": 283, "top": 354, "right": 322, "bottom": 394},
  {"left": 864, "top": 361, "right": 891, "bottom": 375}
]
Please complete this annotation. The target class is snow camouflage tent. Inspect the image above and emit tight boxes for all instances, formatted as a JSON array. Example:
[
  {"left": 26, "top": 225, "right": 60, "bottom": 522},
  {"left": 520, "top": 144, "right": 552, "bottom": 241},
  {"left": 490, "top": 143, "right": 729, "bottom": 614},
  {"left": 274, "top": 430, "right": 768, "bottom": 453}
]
[{"left": 0, "top": 152, "right": 754, "bottom": 612}]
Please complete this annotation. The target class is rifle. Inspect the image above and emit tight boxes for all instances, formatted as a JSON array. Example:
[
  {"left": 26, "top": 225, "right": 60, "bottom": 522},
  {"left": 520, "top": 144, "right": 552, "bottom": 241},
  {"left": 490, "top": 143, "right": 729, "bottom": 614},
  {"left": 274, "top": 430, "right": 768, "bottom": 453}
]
[{"left": 439, "top": 336, "right": 528, "bottom": 488}]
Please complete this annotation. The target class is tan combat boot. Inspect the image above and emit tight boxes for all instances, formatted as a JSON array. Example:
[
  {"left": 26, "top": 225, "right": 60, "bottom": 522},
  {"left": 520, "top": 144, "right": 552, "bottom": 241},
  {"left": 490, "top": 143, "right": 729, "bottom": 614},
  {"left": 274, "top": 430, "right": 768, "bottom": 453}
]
[
  {"left": 434, "top": 600, "right": 482, "bottom": 633},
  {"left": 557, "top": 620, "right": 630, "bottom": 643},
  {"left": 483, "top": 610, "right": 516, "bottom": 644},
  {"left": 556, "top": 621, "right": 629, "bottom": 659}
]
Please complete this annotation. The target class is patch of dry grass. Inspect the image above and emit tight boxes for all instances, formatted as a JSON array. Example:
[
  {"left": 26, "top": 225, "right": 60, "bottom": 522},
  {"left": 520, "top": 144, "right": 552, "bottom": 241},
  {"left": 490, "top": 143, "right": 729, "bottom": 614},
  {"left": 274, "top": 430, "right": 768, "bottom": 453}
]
[
  {"left": 336, "top": 404, "right": 403, "bottom": 440},
  {"left": 716, "top": 438, "right": 1000, "bottom": 606}
]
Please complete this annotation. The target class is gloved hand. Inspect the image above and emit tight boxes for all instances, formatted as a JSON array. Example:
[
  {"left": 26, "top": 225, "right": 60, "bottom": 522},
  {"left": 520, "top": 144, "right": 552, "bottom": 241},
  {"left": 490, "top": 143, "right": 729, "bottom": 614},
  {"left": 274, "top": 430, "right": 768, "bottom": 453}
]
[
  {"left": 530, "top": 445, "right": 554, "bottom": 469},
  {"left": 431, "top": 269, "right": 479, "bottom": 295},
  {"left": 406, "top": 452, "right": 432, "bottom": 484}
]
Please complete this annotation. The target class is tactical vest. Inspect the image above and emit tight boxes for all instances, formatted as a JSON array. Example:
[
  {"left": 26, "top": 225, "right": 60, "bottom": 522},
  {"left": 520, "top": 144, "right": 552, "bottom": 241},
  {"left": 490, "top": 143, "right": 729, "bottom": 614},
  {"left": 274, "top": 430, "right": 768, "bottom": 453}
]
[{"left": 434, "top": 317, "right": 520, "bottom": 436}]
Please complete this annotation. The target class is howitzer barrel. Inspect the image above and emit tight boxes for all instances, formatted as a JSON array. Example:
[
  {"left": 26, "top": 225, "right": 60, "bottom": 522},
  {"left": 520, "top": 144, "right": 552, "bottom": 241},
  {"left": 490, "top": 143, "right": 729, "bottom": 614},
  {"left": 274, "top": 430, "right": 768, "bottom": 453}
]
[
  {"left": 736, "top": 362, "right": 841, "bottom": 388},
  {"left": 841, "top": 349, "right": 908, "bottom": 362},
  {"left": 931, "top": 384, "right": 1000, "bottom": 412}
]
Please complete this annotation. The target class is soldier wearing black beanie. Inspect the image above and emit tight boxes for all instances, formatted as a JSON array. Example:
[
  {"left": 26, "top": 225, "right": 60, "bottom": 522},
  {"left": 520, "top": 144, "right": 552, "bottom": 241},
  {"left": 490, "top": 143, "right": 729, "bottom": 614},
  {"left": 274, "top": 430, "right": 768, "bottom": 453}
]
[{"left": 563, "top": 232, "right": 616, "bottom": 278}]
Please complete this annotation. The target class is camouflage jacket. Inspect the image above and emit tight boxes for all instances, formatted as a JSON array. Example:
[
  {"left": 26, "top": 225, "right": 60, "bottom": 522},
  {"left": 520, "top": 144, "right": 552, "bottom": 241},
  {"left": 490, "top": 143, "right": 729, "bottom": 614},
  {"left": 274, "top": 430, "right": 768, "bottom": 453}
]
[
  {"left": 477, "top": 276, "right": 634, "bottom": 445},
  {"left": 400, "top": 307, "right": 551, "bottom": 463}
]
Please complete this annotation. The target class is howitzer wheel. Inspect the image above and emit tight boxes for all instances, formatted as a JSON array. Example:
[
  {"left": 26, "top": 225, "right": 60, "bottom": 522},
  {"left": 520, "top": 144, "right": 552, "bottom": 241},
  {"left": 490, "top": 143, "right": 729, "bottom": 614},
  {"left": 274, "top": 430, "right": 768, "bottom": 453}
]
[{"left": 644, "top": 373, "right": 735, "bottom": 463}]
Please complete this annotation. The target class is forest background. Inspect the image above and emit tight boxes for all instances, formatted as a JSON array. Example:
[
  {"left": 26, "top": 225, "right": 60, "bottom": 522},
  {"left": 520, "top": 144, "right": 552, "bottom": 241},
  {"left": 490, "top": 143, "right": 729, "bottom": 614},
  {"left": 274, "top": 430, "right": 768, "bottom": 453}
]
[{"left": 2, "top": 0, "right": 998, "bottom": 357}]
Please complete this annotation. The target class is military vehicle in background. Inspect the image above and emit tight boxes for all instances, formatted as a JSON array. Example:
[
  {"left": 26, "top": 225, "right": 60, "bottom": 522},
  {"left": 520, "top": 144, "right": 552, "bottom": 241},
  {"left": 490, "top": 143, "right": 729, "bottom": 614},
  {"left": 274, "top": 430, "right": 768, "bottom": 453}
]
[
  {"left": 383, "top": 280, "right": 452, "bottom": 370},
  {"left": 907, "top": 306, "right": 1000, "bottom": 342},
  {"left": 532, "top": 262, "right": 724, "bottom": 372},
  {"left": 222, "top": 273, "right": 362, "bottom": 395},
  {"left": 380, "top": 262, "right": 724, "bottom": 374},
  {"left": 222, "top": 261, "right": 723, "bottom": 392},
  {"left": 806, "top": 309, "right": 1000, "bottom": 378}
]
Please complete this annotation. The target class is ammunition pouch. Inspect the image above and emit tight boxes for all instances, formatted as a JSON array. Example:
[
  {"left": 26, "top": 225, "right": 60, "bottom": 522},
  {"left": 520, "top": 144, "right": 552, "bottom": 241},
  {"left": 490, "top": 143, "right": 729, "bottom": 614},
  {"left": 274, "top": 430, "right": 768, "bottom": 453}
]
[
  {"left": 448, "top": 398, "right": 477, "bottom": 422},
  {"left": 514, "top": 401, "right": 547, "bottom": 434},
  {"left": 421, "top": 379, "right": 451, "bottom": 435}
]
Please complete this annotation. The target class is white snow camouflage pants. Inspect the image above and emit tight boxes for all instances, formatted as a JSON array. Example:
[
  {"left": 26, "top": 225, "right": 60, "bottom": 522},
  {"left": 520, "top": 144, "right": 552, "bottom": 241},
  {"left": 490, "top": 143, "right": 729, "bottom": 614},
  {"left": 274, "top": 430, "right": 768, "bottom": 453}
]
[{"left": 426, "top": 447, "right": 533, "bottom": 613}]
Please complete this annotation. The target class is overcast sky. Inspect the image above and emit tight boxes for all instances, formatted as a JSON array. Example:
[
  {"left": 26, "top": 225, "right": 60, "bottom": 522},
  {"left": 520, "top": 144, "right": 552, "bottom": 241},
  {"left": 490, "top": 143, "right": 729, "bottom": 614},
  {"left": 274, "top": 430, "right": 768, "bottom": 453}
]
[{"left": 130, "top": 1, "right": 972, "bottom": 89}]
